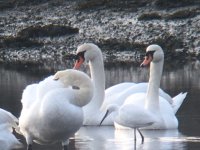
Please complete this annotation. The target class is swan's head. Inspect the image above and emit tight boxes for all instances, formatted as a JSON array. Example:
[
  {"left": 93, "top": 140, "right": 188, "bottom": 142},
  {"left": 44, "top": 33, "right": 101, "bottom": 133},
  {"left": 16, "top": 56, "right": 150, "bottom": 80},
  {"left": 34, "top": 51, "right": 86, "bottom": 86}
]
[
  {"left": 54, "top": 69, "right": 90, "bottom": 87},
  {"left": 73, "top": 43, "right": 102, "bottom": 69},
  {"left": 54, "top": 69, "right": 94, "bottom": 106},
  {"left": 141, "top": 44, "right": 164, "bottom": 67},
  {"left": 53, "top": 70, "right": 70, "bottom": 87},
  {"left": 99, "top": 104, "right": 119, "bottom": 126}
]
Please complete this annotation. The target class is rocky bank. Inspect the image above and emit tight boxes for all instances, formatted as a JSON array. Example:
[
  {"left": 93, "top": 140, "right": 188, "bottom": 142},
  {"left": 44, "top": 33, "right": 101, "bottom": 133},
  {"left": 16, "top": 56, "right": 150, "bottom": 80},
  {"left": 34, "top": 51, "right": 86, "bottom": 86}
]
[{"left": 0, "top": 0, "right": 200, "bottom": 66}]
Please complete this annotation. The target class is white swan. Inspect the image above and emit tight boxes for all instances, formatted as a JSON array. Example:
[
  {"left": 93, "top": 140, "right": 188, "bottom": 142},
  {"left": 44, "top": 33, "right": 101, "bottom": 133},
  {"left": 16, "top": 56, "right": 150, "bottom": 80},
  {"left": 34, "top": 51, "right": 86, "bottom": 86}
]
[
  {"left": 73, "top": 43, "right": 187, "bottom": 126},
  {"left": 0, "top": 108, "right": 23, "bottom": 150},
  {"left": 74, "top": 43, "right": 106, "bottom": 125},
  {"left": 100, "top": 44, "right": 187, "bottom": 131},
  {"left": 19, "top": 69, "right": 93, "bottom": 150}
]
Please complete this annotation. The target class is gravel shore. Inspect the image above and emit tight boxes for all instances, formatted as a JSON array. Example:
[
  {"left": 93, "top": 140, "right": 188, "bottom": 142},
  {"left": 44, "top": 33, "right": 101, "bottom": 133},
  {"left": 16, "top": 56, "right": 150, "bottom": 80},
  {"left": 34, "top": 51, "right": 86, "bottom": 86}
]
[{"left": 0, "top": 0, "right": 200, "bottom": 65}]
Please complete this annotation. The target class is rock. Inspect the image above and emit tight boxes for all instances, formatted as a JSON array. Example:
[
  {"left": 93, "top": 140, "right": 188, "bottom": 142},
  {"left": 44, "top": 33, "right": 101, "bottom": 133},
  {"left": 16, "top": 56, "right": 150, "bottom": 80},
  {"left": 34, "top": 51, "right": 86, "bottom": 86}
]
[
  {"left": 0, "top": 36, "right": 43, "bottom": 48},
  {"left": 17, "top": 24, "right": 79, "bottom": 38}
]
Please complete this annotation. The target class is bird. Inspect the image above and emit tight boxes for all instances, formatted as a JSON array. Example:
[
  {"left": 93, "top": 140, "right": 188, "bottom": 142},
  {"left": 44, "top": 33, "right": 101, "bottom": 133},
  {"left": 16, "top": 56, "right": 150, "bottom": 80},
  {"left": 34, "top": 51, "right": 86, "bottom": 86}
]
[
  {"left": 73, "top": 43, "right": 106, "bottom": 125},
  {"left": 100, "top": 45, "right": 187, "bottom": 135},
  {"left": 73, "top": 43, "right": 187, "bottom": 126},
  {"left": 18, "top": 69, "right": 94, "bottom": 150},
  {"left": 0, "top": 108, "right": 23, "bottom": 150}
]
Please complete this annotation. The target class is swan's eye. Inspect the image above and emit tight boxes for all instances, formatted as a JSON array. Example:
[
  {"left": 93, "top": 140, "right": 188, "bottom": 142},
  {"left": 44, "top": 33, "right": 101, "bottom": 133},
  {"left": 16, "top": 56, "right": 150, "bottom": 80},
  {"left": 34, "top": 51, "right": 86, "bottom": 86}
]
[
  {"left": 145, "top": 51, "right": 155, "bottom": 58},
  {"left": 53, "top": 77, "right": 59, "bottom": 80},
  {"left": 74, "top": 55, "right": 79, "bottom": 60},
  {"left": 72, "top": 86, "right": 80, "bottom": 90},
  {"left": 76, "top": 51, "right": 86, "bottom": 62}
]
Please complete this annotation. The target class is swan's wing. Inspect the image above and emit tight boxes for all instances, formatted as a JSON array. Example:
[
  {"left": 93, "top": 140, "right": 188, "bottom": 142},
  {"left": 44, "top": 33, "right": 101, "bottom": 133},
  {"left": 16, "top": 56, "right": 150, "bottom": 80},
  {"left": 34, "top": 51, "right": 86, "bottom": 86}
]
[
  {"left": 105, "top": 82, "right": 135, "bottom": 98},
  {"left": 172, "top": 92, "right": 187, "bottom": 114},
  {"left": 103, "top": 82, "right": 174, "bottom": 111},
  {"left": 21, "top": 83, "right": 38, "bottom": 109},
  {"left": 159, "top": 96, "right": 179, "bottom": 129},
  {"left": 101, "top": 83, "right": 146, "bottom": 111},
  {"left": 0, "top": 109, "right": 18, "bottom": 129},
  {"left": 116, "top": 104, "right": 155, "bottom": 128},
  {"left": 123, "top": 92, "right": 146, "bottom": 106},
  {"left": 0, "top": 124, "right": 23, "bottom": 150},
  {"left": 21, "top": 76, "right": 65, "bottom": 109},
  {"left": 158, "top": 89, "right": 173, "bottom": 104},
  {"left": 36, "top": 76, "right": 64, "bottom": 100}
]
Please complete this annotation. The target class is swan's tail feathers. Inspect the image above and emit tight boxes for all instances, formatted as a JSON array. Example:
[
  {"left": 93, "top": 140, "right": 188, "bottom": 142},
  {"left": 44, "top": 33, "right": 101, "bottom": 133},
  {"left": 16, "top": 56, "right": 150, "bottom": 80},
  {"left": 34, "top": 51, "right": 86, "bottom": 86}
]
[
  {"left": 0, "top": 124, "right": 24, "bottom": 149},
  {"left": 6, "top": 114, "right": 22, "bottom": 135},
  {"left": 172, "top": 92, "right": 187, "bottom": 114}
]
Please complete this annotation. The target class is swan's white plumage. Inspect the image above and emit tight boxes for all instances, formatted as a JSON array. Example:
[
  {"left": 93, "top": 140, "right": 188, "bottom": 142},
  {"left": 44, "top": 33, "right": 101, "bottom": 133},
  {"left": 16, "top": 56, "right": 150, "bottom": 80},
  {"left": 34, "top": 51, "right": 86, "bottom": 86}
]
[
  {"left": 0, "top": 108, "right": 23, "bottom": 150},
  {"left": 105, "top": 82, "right": 135, "bottom": 98},
  {"left": 19, "top": 69, "right": 94, "bottom": 148},
  {"left": 0, "top": 108, "right": 18, "bottom": 127},
  {"left": 21, "top": 84, "right": 37, "bottom": 110},
  {"left": 101, "top": 82, "right": 174, "bottom": 111},
  {"left": 74, "top": 43, "right": 187, "bottom": 126},
  {"left": 116, "top": 102, "right": 155, "bottom": 128},
  {"left": 0, "top": 124, "right": 23, "bottom": 150},
  {"left": 111, "top": 44, "right": 187, "bottom": 130},
  {"left": 122, "top": 93, "right": 177, "bottom": 129},
  {"left": 172, "top": 92, "right": 187, "bottom": 114}
]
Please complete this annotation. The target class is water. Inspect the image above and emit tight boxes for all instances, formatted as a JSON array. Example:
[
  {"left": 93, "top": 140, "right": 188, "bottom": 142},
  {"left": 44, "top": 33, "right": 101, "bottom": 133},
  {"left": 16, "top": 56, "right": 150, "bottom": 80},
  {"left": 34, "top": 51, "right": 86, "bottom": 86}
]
[{"left": 0, "top": 60, "right": 200, "bottom": 150}]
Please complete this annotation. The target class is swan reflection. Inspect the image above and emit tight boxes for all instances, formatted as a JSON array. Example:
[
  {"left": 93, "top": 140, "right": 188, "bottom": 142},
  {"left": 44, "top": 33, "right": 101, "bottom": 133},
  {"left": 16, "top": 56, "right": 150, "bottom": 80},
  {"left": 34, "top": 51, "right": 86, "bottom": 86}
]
[{"left": 75, "top": 127, "right": 187, "bottom": 150}]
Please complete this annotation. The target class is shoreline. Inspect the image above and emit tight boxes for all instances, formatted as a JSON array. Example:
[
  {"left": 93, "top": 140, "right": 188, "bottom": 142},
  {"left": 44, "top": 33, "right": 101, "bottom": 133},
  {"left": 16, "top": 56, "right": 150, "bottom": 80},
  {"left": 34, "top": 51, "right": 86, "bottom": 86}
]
[{"left": 0, "top": 0, "right": 200, "bottom": 64}]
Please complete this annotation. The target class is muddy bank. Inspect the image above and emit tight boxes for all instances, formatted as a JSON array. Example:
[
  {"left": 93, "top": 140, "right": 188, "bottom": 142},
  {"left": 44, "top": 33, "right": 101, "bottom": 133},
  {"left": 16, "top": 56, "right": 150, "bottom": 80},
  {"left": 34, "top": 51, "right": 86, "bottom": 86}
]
[{"left": 0, "top": 0, "right": 200, "bottom": 65}]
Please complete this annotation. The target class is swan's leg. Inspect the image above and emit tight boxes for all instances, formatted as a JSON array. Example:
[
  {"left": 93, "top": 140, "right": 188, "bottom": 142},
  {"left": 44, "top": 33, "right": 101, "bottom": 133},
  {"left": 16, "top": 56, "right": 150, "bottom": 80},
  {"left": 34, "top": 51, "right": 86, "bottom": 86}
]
[
  {"left": 134, "top": 128, "right": 137, "bottom": 142},
  {"left": 62, "top": 145, "right": 68, "bottom": 150},
  {"left": 62, "top": 140, "right": 69, "bottom": 150},
  {"left": 137, "top": 128, "right": 144, "bottom": 143},
  {"left": 27, "top": 144, "right": 32, "bottom": 150},
  {"left": 134, "top": 141, "right": 136, "bottom": 150},
  {"left": 26, "top": 134, "right": 33, "bottom": 150}
]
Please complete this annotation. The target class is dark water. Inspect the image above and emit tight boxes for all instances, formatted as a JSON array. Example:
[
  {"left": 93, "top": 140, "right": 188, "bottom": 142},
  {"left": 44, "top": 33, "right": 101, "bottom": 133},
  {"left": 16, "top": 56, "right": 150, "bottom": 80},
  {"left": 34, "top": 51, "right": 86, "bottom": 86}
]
[{"left": 0, "top": 60, "right": 200, "bottom": 150}]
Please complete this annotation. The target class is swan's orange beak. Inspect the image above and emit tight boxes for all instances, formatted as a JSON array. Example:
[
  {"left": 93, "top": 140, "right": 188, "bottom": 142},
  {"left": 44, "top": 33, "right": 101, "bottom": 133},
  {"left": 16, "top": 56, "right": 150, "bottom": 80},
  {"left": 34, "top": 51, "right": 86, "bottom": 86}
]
[
  {"left": 140, "top": 55, "right": 153, "bottom": 67},
  {"left": 73, "top": 57, "right": 84, "bottom": 69}
]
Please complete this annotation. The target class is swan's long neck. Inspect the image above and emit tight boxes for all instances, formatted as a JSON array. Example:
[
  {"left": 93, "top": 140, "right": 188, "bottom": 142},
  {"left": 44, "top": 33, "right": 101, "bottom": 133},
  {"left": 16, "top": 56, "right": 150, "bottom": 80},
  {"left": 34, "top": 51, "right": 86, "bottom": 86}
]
[
  {"left": 88, "top": 55, "right": 105, "bottom": 108},
  {"left": 145, "top": 59, "right": 164, "bottom": 113},
  {"left": 68, "top": 71, "right": 94, "bottom": 107}
]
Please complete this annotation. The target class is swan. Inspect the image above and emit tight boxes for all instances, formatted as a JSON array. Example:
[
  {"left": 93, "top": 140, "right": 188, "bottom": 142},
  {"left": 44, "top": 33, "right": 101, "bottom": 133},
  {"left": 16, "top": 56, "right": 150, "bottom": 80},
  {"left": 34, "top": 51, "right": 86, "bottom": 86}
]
[
  {"left": 19, "top": 69, "right": 94, "bottom": 150},
  {"left": 74, "top": 43, "right": 106, "bottom": 125},
  {"left": 0, "top": 108, "right": 23, "bottom": 150},
  {"left": 100, "top": 44, "right": 187, "bottom": 131},
  {"left": 73, "top": 43, "right": 187, "bottom": 126}
]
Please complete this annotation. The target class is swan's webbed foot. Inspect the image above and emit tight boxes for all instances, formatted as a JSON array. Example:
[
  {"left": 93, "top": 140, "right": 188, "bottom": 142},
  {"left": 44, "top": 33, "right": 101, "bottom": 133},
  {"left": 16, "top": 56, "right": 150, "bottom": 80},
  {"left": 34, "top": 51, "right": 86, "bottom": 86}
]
[
  {"left": 137, "top": 128, "right": 144, "bottom": 144},
  {"left": 27, "top": 144, "right": 32, "bottom": 150}
]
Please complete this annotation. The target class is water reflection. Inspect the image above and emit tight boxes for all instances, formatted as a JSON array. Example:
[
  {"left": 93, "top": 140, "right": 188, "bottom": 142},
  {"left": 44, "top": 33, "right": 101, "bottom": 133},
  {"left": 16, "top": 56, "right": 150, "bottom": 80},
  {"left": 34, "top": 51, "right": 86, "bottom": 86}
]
[
  {"left": 75, "top": 127, "right": 186, "bottom": 150},
  {"left": 75, "top": 126, "right": 200, "bottom": 150},
  {"left": 0, "top": 60, "right": 200, "bottom": 149},
  {"left": 16, "top": 126, "right": 200, "bottom": 150}
]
